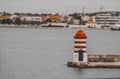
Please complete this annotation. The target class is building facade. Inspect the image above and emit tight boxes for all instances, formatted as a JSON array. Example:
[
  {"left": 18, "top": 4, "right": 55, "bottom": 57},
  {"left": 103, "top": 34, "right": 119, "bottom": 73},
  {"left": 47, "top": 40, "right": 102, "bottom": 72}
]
[
  {"left": 21, "top": 16, "right": 42, "bottom": 22},
  {"left": 95, "top": 13, "right": 120, "bottom": 27}
]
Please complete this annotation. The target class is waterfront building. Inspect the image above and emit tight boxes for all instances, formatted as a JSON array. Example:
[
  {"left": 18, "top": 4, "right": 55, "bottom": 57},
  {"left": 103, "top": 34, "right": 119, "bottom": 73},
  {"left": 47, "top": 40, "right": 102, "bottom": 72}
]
[
  {"left": 66, "top": 16, "right": 81, "bottom": 25},
  {"left": 47, "top": 14, "right": 62, "bottom": 22},
  {"left": 21, "top": 16, "right": 42, "bottom": 22},
  {"left": 95, "top": 12, "right": 120, "bottom": 27},
  {"left": 0, "top": 15, "right": 5, "bottom": 20},
  {"left": 86, "top": 20, "right": 101, "bottom": 28}
]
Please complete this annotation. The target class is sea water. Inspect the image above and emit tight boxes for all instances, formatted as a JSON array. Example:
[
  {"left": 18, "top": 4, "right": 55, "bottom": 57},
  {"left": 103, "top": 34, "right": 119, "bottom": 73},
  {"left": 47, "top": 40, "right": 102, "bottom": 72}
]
[{"left": 0, "top": 28, "right": 120, "bottom": 79}]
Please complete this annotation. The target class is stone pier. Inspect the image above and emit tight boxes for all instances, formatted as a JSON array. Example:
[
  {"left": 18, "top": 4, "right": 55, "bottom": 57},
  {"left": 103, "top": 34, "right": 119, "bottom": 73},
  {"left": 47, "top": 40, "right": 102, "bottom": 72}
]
[{"left": 67, "top": 54, "right": 120, "bottom": 68}]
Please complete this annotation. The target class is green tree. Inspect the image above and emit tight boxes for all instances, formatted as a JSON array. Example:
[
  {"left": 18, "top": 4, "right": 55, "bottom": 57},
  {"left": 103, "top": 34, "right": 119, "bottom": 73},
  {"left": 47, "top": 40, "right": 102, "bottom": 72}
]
[
  {"left": 15, "top": 18, "right": 21, "bottom": 25},
  {"left": 1, "top": 19, "right": 12, "bottom": 24},
  {"left": 6, "top": 19, "right": 12, "bottom": 24},
  {"left": 1, "top": 19, "right": 6, "bottom": 24}
]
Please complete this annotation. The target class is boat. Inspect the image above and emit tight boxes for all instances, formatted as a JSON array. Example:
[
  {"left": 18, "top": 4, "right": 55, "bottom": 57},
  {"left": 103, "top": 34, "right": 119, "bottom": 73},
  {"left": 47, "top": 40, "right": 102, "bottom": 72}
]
[{"left": 111, "top": 27, "right": 120, "bottom": 31}]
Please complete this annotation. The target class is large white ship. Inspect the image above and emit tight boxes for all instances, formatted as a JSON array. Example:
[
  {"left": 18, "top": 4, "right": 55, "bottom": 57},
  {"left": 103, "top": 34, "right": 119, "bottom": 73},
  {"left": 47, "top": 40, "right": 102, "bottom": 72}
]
[{"left": 95, "top": 12, "right": 120, "bottom": 28}]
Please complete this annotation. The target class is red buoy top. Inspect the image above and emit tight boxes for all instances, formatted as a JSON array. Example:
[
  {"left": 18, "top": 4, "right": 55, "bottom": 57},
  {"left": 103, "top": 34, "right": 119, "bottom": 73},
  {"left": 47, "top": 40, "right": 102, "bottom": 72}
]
[{"left": 74, "top": 30, "right": 87, "bottom": 39}]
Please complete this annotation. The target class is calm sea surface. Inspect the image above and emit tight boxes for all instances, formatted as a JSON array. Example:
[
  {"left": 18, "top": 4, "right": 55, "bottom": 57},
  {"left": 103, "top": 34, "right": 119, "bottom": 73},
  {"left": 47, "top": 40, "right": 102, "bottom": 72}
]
[{"left": 0, "top": 28, "right": 120, "bottom": 79}]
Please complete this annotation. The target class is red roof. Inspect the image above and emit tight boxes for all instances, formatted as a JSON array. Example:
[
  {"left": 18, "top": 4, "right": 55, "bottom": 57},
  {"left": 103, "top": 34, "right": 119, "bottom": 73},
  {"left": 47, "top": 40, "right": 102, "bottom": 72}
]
[
  {"left": 0, "top": 15, "right": 5, "bottom": 20},
  {"left": 74, "top": 30, "right": 87, "bottom": 39}
]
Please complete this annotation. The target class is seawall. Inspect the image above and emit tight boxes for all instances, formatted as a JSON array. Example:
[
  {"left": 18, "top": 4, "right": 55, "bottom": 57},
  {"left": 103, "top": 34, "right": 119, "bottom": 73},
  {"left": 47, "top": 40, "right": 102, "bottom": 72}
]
[{"left": 67, "top": 54, "right": 120, "bottom": 68}]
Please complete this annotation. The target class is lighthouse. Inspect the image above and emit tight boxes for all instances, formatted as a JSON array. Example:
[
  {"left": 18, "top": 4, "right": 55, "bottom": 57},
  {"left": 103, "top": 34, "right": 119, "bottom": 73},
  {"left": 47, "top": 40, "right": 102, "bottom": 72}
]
[
  {"left": 73, "top": 30, "right": 87, "bottom": 62},
  {"left": 68, "top": 30, "right": 120, "bottom": 68}
]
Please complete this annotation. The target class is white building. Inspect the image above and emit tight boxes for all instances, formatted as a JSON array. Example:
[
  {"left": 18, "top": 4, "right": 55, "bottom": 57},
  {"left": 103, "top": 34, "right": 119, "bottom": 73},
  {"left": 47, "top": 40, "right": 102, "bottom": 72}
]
[
  {"left": 95, "top": 13, "right": 120, "bottom": 27},
  {"left": 82, "top": 15, "right": 90, "bottom": 21},
  {"left": 10, "top": 14, "right": 18, "bottom": 19},
  {"left": 86, "top": 21, "right": 101, "bottom": 28},
  {"left": 21, "top": 16, "right": 42, "bottom": 22},
  {"left": 73, "top": 19, "right": 80, "bottom": 25}
]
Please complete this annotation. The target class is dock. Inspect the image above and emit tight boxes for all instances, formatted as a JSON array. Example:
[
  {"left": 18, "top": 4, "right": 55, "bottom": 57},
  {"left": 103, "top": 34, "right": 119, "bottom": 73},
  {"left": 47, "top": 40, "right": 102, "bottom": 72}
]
[
  {"left": 68, "top": 30, "right": 120, "bottom": 68},
  {"left": 67, "top": 54, "right": 120, "bottom": 68}
]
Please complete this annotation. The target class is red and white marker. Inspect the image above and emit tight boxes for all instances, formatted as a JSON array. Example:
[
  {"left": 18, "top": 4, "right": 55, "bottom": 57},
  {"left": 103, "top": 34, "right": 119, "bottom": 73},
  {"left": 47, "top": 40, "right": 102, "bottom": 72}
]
[{"left": 73, "top": 30, "right": 88, "bottom": 62}]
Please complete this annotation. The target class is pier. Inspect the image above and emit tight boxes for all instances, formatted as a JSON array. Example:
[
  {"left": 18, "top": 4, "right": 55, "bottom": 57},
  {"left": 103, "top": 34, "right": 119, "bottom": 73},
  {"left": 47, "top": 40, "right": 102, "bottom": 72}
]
[
  {"left": 67, "top": 30, "right": 120, "bottom": 68},
  {"left": 68, "top": 54, "right": 120, "bottom": 68}
]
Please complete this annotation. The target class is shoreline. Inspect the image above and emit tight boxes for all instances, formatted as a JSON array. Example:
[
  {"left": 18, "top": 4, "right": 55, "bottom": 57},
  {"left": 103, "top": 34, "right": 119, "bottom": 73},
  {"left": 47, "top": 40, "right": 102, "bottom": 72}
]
[
  {"left": 0, "top": 25, "right": 110, "bottom": 30},
  {"left": 68, "top": 54, "right": 120, "bottom": 68}
]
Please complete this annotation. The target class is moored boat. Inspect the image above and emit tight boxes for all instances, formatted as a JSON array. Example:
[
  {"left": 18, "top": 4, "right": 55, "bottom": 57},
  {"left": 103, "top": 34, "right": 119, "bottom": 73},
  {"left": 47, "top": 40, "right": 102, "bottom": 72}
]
[{"left": 111, "top": 27, "right": 120, "bottom": 31}]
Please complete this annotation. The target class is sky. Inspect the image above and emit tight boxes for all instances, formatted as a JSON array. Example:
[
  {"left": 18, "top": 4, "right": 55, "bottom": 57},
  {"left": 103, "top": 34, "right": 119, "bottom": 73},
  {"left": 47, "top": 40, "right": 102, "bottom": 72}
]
[{"left": 0, "top": 0, "right": 120, "bottom": 14}]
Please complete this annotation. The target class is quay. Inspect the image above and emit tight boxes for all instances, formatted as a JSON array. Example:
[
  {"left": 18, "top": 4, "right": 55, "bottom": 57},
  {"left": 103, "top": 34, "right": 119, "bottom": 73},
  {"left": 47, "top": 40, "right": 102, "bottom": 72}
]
[
  {"left": 68, "top": 54, "right": 120, "bottom": 68},
  {"left": 0, "top": 24, "right": 110, "bottom": 30},
  {"left": 67, "top": 61, "right": 120, "bottom": 68},
  {"left": 67, "top": 30, "right": 120, "bottom": 68}
]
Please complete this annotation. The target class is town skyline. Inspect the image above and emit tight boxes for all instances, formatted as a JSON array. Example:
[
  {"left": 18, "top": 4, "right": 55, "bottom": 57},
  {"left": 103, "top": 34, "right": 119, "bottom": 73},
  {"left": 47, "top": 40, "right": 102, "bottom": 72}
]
[{"left": 0, "top": 0, "right": 120, "bottom": 14}]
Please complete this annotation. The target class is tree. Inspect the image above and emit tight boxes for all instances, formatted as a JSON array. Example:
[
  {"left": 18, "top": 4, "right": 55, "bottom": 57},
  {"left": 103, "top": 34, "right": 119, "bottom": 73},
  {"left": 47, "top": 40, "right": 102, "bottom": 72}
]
[
  {"left": 3, "top": 12, "right": 7, "bottom": 16},
  {"left": 1, "top": 19, "right": 6, "bottom": 24},
  {"left": 46, "top": 18, "right": 52, "bottom": 22},
  {"left": 73, "top": 13, "right": 81, "bottom": 20},
  {"left": 1, "top": 19, "right": 12, "bottom": 24},
  {"left": 6, "top": 19, "right": 12, "bottom": 24},
  {"left": 15, "top": 18, "right": 21, "bottom": 25}
]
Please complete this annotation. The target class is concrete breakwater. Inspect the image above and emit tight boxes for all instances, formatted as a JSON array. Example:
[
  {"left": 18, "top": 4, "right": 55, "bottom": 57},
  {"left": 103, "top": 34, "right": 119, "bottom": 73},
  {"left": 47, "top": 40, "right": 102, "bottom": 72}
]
[
  {"left": 67, "top": 61, "right": 120, "bottom": 68},
  {"left": 68, "top": 54, "right": 120, "bottom": 68},
  {"left": 68, "top": 30, "right": 120, "bottom": 68},
  {"left": 88, "top": 54, "right": 120, "bottom": 62}
]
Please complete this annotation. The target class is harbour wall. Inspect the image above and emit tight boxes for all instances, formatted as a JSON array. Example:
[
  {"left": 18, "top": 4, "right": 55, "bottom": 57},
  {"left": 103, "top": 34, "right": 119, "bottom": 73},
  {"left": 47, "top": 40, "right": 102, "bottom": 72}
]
[
  {"left": 88, "top": 54, "right": 120, "bottom": 62},
  {"left": 67, "top": 54, "right": 120, "bottom": 68}
]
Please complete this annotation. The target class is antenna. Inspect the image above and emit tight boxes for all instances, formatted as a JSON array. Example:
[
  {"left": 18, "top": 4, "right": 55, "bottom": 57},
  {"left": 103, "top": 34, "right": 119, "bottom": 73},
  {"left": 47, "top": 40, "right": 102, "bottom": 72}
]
[
  {"left": 82, "top": 6, "right": 85, "bottom": 14},
  {"left": 65, "top": 9, "right": 68, "bottom": 16},
  {"left": 100, "top": 7, "right": 104, "bottom": 13},
  {"left": 81, "top": 6, "right": 85, "bottom": 24}
]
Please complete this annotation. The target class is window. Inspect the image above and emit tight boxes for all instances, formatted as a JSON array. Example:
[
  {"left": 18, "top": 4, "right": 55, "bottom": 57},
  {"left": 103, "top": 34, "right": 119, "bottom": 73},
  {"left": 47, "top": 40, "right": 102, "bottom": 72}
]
[
  {"left": 35, "top": 18, "right": 40, "bottom": 20},
  {"left": 23, "top": 18, "right": 26, "bottom": 20}
]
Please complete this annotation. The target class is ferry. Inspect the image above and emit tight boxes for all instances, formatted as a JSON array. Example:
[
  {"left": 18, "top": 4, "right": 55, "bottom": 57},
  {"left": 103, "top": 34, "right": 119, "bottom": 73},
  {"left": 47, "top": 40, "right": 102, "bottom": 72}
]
[
  {"left": 110, "top": 25, "right": 120, "bottom": 31},
  {"left": 95, "top": 12, "right": 120, "bottom": 30},
  {"left": 111, "top": 27, "right": 120, "bottom": 31}
]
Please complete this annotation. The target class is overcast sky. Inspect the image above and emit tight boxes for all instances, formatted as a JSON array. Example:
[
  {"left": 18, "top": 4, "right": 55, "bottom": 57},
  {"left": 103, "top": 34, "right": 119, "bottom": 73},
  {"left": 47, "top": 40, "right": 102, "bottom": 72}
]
[{"left": 0, "top": 0, "right": 120, "bottom": 14}]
